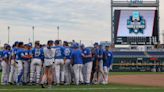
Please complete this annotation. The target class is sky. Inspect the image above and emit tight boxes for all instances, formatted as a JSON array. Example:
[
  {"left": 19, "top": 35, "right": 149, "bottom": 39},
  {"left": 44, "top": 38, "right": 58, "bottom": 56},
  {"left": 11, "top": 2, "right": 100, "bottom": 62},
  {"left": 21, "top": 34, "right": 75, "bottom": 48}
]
[{"left": 0, "top": 0, "right": 163, "bottom": 46}]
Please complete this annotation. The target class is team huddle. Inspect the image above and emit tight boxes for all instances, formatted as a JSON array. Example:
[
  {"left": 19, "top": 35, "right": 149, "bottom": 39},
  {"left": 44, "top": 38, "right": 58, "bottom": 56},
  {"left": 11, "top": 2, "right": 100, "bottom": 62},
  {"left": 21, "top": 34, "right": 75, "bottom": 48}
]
[{"left": 0, "top": 40, "right": 113, "bottom": 88}]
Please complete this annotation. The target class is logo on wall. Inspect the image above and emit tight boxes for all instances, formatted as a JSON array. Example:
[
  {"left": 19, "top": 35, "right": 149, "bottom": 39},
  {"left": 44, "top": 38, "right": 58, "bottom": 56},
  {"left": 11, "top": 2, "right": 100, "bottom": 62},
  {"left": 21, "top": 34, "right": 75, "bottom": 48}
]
[{"left": 127, "top": 11, "right": 146, "bottom": 34}]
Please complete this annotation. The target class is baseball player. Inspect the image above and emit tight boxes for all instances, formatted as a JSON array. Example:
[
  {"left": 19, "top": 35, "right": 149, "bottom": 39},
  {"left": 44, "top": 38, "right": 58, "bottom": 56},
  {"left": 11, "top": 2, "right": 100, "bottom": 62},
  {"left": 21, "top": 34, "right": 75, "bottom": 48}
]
[
  {"left": 30, "top": 41, "right": 44, "bottom": 84},
  {"left": 97, "top": 45, "right": 105, "bottom": 83},
  {"left": 53, "top": 40, "right": 65, "bottom": 85},
  {"left": 91, "top": 43, "right": 99, "bottom": 84},
  {"left": 103, "top": 46, "right": 113, "bottom": 84},
  {"left": 63, "top": 41, "right": 72, "bottom": 85},
  {"left": 41, "top": 40, "right": 55, "bottom": 88},
  {"left": 0, "top": 50, "right": 3, "bottom": 71},
  {"left": 1, "top": 45, "right": 11, "bottom": 85},
  {"left": 0, "top": 50, "right": 3, "bottom": 79},
  {"left": 9, "top": 42, "right": 19, "bottom": 84},
  {"left": 81, "top": 44, "right": 92, "bottom": 85},
  {"left": 71, "top": 43, "right": 84, "bottom": 85},
  {"left": 0, "top": 50, "right": 3, "bottom": 60},
  {"left": 15, "top": 42, "right": 25, "bottom": 85},
  {"left": 22, "top": 44, "right": 32, "bottom": 85}
]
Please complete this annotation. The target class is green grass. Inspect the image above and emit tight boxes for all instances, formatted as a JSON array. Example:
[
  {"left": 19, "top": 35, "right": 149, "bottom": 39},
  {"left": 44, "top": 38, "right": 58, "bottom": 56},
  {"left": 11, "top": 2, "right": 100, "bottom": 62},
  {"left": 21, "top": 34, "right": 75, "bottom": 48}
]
[
  {"left": 0, "top": 84, "right": 164, "bottom": 92},
  {"left": 0, "top": 72, "right": 164, "bottom": 92}
]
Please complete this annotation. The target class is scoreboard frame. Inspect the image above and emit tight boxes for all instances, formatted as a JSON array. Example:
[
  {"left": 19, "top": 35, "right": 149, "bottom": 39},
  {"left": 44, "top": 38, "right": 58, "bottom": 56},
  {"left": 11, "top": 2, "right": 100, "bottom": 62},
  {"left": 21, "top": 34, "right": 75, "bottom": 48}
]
[{"left": 111, "top": 0, "right": 160, "bottom": 45}]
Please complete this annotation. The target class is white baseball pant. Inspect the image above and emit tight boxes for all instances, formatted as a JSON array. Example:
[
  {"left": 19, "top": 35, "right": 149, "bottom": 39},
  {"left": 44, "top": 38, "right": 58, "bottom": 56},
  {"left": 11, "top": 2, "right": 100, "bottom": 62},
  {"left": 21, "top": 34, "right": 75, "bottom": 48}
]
[
  {"left": 1, "top": 61, "right": 10, "bottom": 85},
  {"left": 73, "top": 64, "right": 83, "bottom": 85},
  {"left": 16, "top": 60, "right": 23, "bottom": 83},
  {"left": 103, "top": 66, "right": 109, "bottom": 84},
  {"left": 52, "top": 62, "right": 56, "bottom": 84},
  {"left": 55, "top": 59, "right": 64, "bottom": 84},
  {"left": 30, "top": 58, "right": 42, "bottom": 83},
  {"left": 83, "top": 61, "right": 93, "bottom": 84},
  {"left": 9, "top": 60, "right": 16, "bottom": 83},
  {"left": 23, "top": 61, "right": 30, "bottom": 83},
  {"left": 64, "top": 59, "right": 72, "bottom": 84}
]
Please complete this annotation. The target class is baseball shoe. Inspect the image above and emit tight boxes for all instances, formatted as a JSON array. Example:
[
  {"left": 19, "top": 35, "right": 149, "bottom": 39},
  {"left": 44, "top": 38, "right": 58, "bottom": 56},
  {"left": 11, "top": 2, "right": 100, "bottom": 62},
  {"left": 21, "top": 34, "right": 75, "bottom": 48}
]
[
  {"left": 48, "top": 85, "right": 52, "bottom": 89},
  {"left": 41, "top": 84, "right": 45, "bottom": 88}
]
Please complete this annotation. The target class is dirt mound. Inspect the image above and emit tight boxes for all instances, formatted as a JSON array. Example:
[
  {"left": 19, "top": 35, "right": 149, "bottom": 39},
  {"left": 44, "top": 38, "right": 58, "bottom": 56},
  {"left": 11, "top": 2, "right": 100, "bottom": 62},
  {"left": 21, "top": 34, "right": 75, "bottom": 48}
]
[{"left": 110, "top": 74, "right": 164, "bottom": 87}]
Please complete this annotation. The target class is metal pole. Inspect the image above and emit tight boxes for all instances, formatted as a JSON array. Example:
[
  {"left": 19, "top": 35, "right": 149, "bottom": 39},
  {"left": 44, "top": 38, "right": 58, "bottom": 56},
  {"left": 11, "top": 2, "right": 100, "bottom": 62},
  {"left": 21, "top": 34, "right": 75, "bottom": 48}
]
[
  {"left": 157, "top": 0, "right": 160, "bottom": 44},
  {"left": 8, "top": 26, "right": 10, "bottom": 44},
  {"left": 163, "top": 33, "right": 164, "bottom": 44},
  {"left": 57, "top": 26, "right": 59, "bottom": 40},
  {"left": 32, "top": 26, "right": 35, "bottom": 45},
  {"left": 111, "top": 0, "right": 114, "bottom": 46}
]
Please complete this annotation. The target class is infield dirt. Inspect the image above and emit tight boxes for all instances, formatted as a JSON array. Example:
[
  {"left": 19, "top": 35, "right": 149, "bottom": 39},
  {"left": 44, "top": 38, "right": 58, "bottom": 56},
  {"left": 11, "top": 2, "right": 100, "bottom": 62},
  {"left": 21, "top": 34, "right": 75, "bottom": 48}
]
[{"left": 110, "top": 74, "right": 164, "bottom": 87}]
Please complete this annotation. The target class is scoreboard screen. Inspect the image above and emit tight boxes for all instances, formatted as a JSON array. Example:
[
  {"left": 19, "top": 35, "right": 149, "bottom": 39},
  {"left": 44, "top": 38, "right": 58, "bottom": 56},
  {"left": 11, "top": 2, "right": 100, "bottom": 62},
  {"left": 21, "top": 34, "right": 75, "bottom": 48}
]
[{"left": 114, "top": 10, "right": 159, "bottom": 45}]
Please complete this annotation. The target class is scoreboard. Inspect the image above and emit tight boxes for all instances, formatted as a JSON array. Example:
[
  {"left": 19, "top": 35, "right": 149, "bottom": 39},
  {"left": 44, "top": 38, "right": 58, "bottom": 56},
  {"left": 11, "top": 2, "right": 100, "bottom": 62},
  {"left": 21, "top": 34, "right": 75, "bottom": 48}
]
[
  {"left": 116, "top": 37, "right": 158, "bottom": 45},
  {"left": 114, "top": 10, "right": 159, "bottom": 45}
]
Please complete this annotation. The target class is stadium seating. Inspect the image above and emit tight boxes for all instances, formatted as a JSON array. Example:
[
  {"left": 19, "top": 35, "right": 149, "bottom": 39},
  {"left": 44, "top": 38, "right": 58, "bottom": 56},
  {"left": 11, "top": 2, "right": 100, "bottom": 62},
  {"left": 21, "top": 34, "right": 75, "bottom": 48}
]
[
  {"left": 113, "top": 51, "right": 164, "bottom": 57},
  {"left": 113, "top": 51, "right": 146, "bottom": 57}
]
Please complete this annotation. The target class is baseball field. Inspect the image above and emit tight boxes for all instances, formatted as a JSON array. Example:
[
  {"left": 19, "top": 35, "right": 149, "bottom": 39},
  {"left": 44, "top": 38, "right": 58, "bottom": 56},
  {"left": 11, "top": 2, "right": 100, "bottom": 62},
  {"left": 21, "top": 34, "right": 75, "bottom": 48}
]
[{"left": 0, "top": 72, "right": 164, "bottom": 92}]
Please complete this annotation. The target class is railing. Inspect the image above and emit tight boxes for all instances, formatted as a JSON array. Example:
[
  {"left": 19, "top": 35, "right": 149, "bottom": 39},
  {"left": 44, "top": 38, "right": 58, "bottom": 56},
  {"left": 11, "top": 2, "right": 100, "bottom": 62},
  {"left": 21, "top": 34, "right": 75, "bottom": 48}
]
[
  {"left": 113, "top": 63, "right": 164, "bottom": 66},
  {"left": 112, "top": 49, "right": 164, "bottom": 52}
]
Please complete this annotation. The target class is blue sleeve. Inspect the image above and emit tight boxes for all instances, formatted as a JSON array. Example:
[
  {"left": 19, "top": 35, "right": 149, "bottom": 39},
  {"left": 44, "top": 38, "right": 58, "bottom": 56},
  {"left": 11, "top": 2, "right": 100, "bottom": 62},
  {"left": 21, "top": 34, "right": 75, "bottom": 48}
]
[
  {"left": 71, "top": 51, "right": 74, "bottom": 59},
  {"left": 95, "top": 49, "right": 99, "bottom": 56},
  {"left": 0, "top": 51, "right": 2, "bottom": 58},
  {"left": 80, "top": 50, "right": 83, "bottom": 56},
  {"left": 70, "top": 49, "right": 73, "bottom": 58},
  {"left": 29, "top": 50, "right": 32, "bottom": 55},
  {"left": 20, "top": 50, "right": 25, "bottom": 58},
  {"left": 88, "top": 48, "right": 91, "bottom": 55},
  {"left": 62, "top": 47, "right": 65, "bottom": 57},
  {"left": 111, "top": 52, "right": 113, "bottom": 63},
  {"left": 41, "top": 48, "right": 44, "bottom": 60},
  {"left": 3, "top": 52, "right": 8, "bottom": 58},
  {"left": 100, "top": 49, "right": 104, "bottom": 56},
  {"left": 31, "top": 48, "right": 34, "bottom": 56}
]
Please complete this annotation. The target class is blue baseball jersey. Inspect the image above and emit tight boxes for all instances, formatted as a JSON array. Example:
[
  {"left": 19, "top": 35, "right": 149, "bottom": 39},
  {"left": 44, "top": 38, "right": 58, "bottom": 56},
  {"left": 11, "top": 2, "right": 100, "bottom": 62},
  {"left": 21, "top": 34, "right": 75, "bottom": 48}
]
[
  {"left": 53, "top": 46, "right": 65, "bottom": 59},
  {"left": 64, "top": 47, "right": 72, "bottom": 59},
  {"left": 32, "top": 48, "right": 44, "bottom": 60},
  {"left": 98, "top": 49, "right": 104, "bottom": 61},
  {"left": 3, "top": 50, "right": 11, "bottom": 59},
  {"left": 82, "top": 48, "right": 92, "bottom": 63},
  {"left": 11, "top": 47, "right": 18, "bottom": 59},
  {"left": 0, "top": 50, "right": 3, "bottom": 59},
  {"left": 16, "top": 48, "right": 25, "bottom": 60},
  {"left": 92, "top": 48, "right": 99, "bottom": 61},
  {"left": 103, "top": 51, "right": 113, "bottom": 67},
  {"left": 71, "top": 49, "right": 83, "bottom": 64},
  {"left": 23, "top": 50, "right": 32, "bottom": 61}
]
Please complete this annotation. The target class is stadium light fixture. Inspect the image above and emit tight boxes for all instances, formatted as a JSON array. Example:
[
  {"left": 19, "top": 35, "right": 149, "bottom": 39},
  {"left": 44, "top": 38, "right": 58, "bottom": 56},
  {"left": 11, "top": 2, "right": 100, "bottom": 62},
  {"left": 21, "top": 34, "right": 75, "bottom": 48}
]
[
  {"left": 7, "top": 26, "right": 10, "bottom": 44},
  {"left": 57, "top": 26, "right": 60, "bottom": 40},
  {"left": 32, "top": 26, "right": 35, "bottom": 46}
]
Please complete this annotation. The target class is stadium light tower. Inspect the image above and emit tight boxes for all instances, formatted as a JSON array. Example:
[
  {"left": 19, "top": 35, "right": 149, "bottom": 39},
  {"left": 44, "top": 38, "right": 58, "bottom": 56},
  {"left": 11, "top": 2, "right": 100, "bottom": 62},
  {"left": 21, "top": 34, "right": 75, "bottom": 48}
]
[
  {"left": 7, "top": 26, "right": 10, "bottom": 44},
  {"left": 32, "top": 26, "right": 35, "bottom": 45},
  {"left": 57, "top": 26, "right": 60, "bottom": 40}
]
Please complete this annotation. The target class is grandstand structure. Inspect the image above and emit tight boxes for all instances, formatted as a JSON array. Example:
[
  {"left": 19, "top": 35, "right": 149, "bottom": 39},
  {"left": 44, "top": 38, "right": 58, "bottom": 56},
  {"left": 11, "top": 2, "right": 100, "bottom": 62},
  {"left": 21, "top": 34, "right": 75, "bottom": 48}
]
[{"left": 111, "top": 0, "right": 164, "bottom": 72}]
